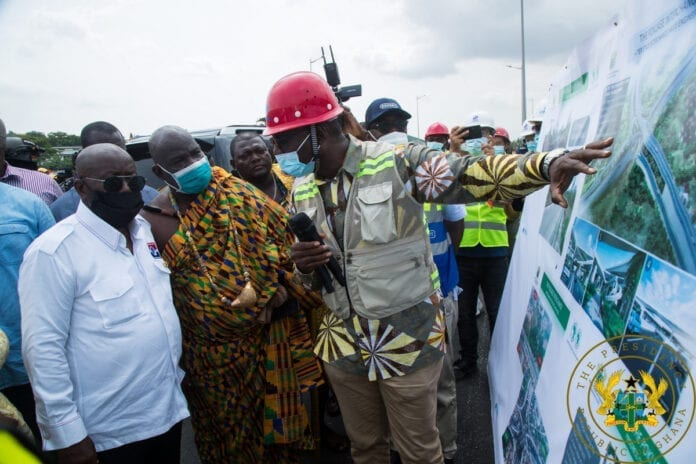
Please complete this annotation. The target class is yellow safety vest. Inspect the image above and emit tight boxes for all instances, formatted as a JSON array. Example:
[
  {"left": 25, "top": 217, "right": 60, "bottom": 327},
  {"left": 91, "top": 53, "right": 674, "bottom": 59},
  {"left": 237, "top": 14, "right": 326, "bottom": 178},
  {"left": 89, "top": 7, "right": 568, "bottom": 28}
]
[
  {"left": 0, "top": 430, "right": 42, "bottom": 464},
  {"left": 460, "top": 202, "right": 508, "bottom": 247}
]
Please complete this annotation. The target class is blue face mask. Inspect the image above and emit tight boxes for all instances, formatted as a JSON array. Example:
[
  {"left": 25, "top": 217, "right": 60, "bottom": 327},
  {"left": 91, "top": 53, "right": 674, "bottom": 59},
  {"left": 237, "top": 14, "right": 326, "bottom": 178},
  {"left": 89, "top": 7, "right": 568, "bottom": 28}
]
[
  {"left": 426, "top": 141, "right": 444, "bottom": 151},
  {"left": 160, "top": 157, "right": 212, "bottom": 194},
  {"left": 526, "top": 141, "right": 538, "bottom": 152},
  {"left": 465, "top": 137, "right": 488, "bottom": 155},
  {"left": 493, "top": 145, "right": 505, "bottom": 155},
  {"left": 276, "top": 135, "right": 315, "bottom": 177}
]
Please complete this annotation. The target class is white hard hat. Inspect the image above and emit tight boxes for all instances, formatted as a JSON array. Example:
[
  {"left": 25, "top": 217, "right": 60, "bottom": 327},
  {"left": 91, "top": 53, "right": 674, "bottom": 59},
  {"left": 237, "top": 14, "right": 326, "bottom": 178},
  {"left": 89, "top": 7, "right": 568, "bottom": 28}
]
[
  {"left": 520, "top": 120, "right": 536, "bottom": 138},
  {"left": 465, "top": 111, "right": 495, "bottom": 130}
]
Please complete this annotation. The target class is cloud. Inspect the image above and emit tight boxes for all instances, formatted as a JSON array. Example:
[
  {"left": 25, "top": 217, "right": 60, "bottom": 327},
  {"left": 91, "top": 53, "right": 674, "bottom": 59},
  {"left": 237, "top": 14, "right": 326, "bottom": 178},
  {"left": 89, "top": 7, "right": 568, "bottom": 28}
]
[
  {"left": 382, "top": 0, "right": 629, "bottom": 79},
  {"left": 354, "top": 40, "right": 459, "bottom": 79},
  {"left": 31, "top": 10, "right": 88, "bottom": 41},
  {"left": 639, "top": 258, "right": 696, "bottom": 325},
  {"left": 178, "top": 57, "right": 221, "bottom": 77},
  {"left": 0, "top": 0, "right": 628, "bottom": 138}
]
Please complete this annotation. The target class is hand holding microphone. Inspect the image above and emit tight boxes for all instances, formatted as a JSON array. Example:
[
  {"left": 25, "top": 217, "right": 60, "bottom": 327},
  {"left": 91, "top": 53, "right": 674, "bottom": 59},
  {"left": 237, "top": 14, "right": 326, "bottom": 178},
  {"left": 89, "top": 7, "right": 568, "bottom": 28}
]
[{"left": 289, "top": 212, "right": 346, "bottom": 293}]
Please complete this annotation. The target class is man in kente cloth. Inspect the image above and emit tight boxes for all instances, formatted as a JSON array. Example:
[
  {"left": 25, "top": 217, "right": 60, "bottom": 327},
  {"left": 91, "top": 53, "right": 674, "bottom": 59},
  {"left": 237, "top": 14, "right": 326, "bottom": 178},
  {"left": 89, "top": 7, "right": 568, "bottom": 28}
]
[{"left": 141, "top": 125, "right": 323, "bottom": 463}]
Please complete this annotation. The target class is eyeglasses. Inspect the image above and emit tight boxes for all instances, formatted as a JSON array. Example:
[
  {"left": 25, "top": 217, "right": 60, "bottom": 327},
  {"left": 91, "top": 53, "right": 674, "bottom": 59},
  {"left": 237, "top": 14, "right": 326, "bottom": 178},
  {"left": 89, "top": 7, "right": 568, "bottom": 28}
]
[{"left": 80, "top": 175, "right": 146, "bottom": 193}]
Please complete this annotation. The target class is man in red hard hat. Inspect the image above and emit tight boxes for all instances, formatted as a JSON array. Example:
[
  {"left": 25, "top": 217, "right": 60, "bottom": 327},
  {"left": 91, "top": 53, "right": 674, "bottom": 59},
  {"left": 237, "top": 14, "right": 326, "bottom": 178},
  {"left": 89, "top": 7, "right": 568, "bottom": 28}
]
[
  {"left": 424, "top": 122, "right": 450, "bottom": 151},
  {"left": 264, "top": 71, "right": 613, "bottom": 464},
  {"left": 491, "top": 127, "right": 512, "bottom": 155}
]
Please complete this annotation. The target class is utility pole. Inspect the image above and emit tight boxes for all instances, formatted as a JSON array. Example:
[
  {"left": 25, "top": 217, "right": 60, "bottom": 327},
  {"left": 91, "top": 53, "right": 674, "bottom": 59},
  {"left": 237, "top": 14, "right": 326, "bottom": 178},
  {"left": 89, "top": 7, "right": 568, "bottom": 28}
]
[
  {"left": 520, "top": 0, "right": 528, "bottom": 122},
  {"left": 416, "top": 94, "right": 427, "bottom": 138},
  {"left": 309, "top": 56, "right": 322, "bottom": 72}
]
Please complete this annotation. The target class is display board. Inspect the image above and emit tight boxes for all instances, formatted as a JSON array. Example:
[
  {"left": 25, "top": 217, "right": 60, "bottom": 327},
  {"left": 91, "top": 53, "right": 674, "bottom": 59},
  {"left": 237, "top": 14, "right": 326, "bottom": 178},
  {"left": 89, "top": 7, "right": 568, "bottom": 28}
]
[{"left": 489, "top": 1, "right": 696, "bottom": 462}]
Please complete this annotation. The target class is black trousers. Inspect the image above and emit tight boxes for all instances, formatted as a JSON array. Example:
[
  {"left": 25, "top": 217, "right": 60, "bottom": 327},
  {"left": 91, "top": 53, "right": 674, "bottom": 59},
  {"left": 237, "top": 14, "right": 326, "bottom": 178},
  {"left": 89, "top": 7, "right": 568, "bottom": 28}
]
[
  {"left": 1, "top": 383, "right": 40, "bottom": 444},
  {"left": 456, "top": 255, "right": 509, "bottom": 362},
  {"left": 97, "top": 421, "right": 182, "bottom": 464}
]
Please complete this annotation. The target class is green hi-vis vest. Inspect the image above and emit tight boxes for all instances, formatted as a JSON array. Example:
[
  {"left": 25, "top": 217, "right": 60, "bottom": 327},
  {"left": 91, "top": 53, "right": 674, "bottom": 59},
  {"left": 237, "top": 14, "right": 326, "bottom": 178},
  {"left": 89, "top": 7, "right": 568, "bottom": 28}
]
[
  {"left": 460, "top": 202, "right": 509, "bottom": 248},
  {"left": 292, "top": 141, "right": 439, "bottom": 320}
]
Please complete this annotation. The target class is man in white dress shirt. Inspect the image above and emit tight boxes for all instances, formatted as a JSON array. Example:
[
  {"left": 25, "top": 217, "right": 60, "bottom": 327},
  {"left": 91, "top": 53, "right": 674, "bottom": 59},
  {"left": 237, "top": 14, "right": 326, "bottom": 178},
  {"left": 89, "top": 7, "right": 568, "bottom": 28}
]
[{"left": 19, "top": 143, "right": 189, "bottom": 464}]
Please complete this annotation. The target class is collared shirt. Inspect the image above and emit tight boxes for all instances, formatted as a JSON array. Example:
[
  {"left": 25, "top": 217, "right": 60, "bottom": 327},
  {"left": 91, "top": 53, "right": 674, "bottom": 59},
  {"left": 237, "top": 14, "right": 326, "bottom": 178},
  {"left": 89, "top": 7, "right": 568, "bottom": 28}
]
[
  {"left": 19, "top": 203, "right": 189, "bottom": 452},
  {"left": 0, "top": 183, "right": 55, "bottom": 390},
  {"left": 50, "top": 185, "right": 160, "bottom": 222},
  {"left": 0, "top": 162, "right": 64, "bottom": 205}
]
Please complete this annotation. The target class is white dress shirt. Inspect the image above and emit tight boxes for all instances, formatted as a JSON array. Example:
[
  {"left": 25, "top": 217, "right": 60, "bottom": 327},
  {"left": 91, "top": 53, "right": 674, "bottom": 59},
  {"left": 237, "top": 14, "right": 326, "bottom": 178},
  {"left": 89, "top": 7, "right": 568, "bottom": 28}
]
[{"left": 19, "top": 202, "right": 189, "bottom": 452}]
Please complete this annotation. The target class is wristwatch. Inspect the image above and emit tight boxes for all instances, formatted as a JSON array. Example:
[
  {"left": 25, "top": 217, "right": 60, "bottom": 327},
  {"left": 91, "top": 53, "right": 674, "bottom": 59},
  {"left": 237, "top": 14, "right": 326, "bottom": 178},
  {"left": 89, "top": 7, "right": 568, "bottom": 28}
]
[{"left": 542, "top": 148, "right": 569, "bottom": 179}]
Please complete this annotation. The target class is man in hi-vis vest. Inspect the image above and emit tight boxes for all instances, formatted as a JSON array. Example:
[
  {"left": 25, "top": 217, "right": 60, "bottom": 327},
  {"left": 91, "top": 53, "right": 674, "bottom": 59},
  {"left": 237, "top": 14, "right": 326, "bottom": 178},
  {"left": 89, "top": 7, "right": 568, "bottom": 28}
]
[
  {"left": 264, "top": 71, "right": 613, "bottom": 464},
  {"left": 455, "top": 197, "right": 511, "bottom": 378}
]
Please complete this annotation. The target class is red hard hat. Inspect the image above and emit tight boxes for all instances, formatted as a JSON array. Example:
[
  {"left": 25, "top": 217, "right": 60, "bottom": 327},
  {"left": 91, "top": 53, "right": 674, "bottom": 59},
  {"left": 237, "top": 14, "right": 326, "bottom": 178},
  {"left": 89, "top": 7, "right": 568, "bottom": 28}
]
[
  {"left": 425, "top": 122, "right": 449, "bottom": 138},
  {"left": 264, "top": 72, "right": 344, "bottom": 135},
  {"left": 494, "top": 127, "right": 510, "bottom": 142}
]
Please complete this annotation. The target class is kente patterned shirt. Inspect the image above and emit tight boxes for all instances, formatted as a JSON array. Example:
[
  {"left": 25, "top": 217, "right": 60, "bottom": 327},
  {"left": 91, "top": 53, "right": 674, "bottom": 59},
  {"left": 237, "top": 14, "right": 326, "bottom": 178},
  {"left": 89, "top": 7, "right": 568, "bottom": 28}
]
[
  {"left": 163, "top": 168, "right": 323, "bottom": 463},
  {"left": 309, "top": 137, "right": 553, "bottom": 381}
]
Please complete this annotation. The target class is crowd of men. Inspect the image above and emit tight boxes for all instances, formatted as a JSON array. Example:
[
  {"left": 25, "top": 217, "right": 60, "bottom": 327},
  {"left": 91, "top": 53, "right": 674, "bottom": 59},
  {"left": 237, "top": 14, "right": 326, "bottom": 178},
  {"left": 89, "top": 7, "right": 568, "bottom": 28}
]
[{"left": 0, "top": 71, "right": 612, "bottom": 464}]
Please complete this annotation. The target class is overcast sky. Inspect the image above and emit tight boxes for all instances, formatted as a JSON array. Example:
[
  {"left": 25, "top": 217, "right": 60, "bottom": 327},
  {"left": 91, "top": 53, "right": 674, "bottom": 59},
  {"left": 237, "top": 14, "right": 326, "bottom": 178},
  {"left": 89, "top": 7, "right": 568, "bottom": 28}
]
[{"left": 0, "top": 0, "right": 628, "bottom": 140}]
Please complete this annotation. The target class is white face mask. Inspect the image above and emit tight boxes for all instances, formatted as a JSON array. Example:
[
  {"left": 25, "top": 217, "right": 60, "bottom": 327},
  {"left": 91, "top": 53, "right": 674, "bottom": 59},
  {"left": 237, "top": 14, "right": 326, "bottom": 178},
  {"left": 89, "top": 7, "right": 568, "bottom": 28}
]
[
  {"left": 378, "top": 131, "right": 409, "bottom": 146},
  {"left": 464, "top": 137, "right": 488, "bottom": 155},
  {"left": 427, "top": 141, "right": 444, "bottom": 151}
]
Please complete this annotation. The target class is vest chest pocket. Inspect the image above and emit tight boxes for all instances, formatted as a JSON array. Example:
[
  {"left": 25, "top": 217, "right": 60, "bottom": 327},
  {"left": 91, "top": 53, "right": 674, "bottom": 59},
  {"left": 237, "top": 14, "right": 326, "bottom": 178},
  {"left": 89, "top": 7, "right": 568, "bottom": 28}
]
[
  {"left": 357, "top": 182, "right": 397, "bottom": 244},
  {"left": 348, "top": 238, "right": 433, "bottom": 318}
]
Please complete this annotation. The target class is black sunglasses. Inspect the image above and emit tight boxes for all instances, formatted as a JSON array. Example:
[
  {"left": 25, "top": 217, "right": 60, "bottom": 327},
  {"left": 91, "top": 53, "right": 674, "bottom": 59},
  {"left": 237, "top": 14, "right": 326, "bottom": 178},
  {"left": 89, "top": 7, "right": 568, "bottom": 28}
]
[
  {"left": 81, "top": 175, "right": 146, "bottom": 193},
  {"left": 373, "top": 119, "right": 408, "bottom": 133}
]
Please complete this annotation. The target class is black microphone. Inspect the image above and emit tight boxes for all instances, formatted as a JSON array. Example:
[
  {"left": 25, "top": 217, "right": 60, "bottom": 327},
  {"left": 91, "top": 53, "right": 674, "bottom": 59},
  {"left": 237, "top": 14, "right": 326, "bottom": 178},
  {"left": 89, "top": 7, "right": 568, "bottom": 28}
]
[{"left": 289, "top": 212, "right": 347, "bottom": 294}]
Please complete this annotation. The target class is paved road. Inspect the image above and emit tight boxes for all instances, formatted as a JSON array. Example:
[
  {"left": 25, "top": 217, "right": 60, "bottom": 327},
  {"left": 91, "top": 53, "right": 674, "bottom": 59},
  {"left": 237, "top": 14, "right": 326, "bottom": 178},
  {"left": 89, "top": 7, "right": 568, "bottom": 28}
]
[{"left": 181, "top": 314, "right": 496, "bottom": 464}]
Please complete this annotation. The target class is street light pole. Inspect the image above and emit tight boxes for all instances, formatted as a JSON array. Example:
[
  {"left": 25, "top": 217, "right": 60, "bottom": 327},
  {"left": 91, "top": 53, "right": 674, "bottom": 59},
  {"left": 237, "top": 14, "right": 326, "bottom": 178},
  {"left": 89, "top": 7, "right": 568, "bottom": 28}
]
[
  {"left": 520, "top": 0, "right": 528, "bottom": 122},
  {"left": 309, "top": 56, "right": 322, "bottom": 72},
  {"left": 416, "top": 94, "right": 427, "bottom": 138}
]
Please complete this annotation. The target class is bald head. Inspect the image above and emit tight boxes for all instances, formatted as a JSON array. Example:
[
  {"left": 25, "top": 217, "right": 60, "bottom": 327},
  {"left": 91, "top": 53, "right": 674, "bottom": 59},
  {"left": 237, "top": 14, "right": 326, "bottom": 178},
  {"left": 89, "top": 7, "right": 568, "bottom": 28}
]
[
  {"left": 75, "top": 143, "right": 135, "bottom": 179},
  {"left": 149, "top": 124, "right": 208, "bottom": 190},
  {"left": 149, "top": 125, "right": 195, "bottom": 164},
  {"left": 74, "top": 143, "right": 143, "bottom": 229}
]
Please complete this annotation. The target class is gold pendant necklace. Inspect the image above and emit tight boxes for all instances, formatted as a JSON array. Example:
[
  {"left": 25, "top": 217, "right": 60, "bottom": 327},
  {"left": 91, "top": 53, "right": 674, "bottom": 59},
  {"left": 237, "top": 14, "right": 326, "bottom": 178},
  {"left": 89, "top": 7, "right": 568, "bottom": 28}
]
[{"left": 169, "top": 186, "right": 257, "bottom": 309}]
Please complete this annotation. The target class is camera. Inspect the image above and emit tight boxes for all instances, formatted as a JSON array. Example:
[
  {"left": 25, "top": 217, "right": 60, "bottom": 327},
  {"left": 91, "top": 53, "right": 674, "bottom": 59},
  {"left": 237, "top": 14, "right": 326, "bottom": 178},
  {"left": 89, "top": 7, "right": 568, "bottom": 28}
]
[{"left": 321, "top": 46, "right": 362, "bottom": 103}]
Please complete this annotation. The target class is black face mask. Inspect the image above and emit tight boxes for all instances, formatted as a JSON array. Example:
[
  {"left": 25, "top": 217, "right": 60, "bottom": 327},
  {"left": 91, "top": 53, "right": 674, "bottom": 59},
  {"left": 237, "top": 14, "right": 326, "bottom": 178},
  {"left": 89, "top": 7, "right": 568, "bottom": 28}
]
[{"left": 89, "top": 191, "right": 144, "bottom": 229}]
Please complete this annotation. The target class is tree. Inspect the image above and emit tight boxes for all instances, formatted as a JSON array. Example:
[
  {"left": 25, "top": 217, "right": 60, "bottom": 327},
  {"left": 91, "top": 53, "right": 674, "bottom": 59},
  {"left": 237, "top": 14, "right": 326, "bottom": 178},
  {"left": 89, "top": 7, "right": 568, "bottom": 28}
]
[
  {"left": 8, "top": 131, "right": 56, "bottom": 156},
  {"left": 39, "top": 154, "right": 73, "bottom": 171},
  {"left": 7, "top": 130, "right": 81, "bottom": 157},
  {"left": 48, "top": 131, "right": 81, "bottom": 147}
]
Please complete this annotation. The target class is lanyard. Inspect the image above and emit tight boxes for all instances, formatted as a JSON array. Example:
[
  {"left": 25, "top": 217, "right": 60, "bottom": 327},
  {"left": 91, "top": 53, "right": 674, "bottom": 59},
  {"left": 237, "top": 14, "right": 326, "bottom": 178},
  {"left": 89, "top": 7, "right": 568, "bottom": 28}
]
[{"left": 326, "top": 172, "right": 351, "bottom": 233}]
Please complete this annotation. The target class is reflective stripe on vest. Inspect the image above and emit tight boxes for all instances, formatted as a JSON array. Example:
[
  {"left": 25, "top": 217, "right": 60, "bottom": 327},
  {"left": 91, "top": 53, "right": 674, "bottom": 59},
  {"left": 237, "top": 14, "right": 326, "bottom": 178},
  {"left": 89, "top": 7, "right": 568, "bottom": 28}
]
[
  {"left": 423, "top": 203, "right": 443, "bottom": 212},
  {"left": 460, "top": 202, "right": 508, "bottom": 247},
  {"left": 431, "top": 268, "right": 440, "bottom": 290},
  {"left": 294, "top": 182, "right": 320, "bottom": 201},
  {"left": 357, "top": 151, "right": 394, "bottom": 178}
]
